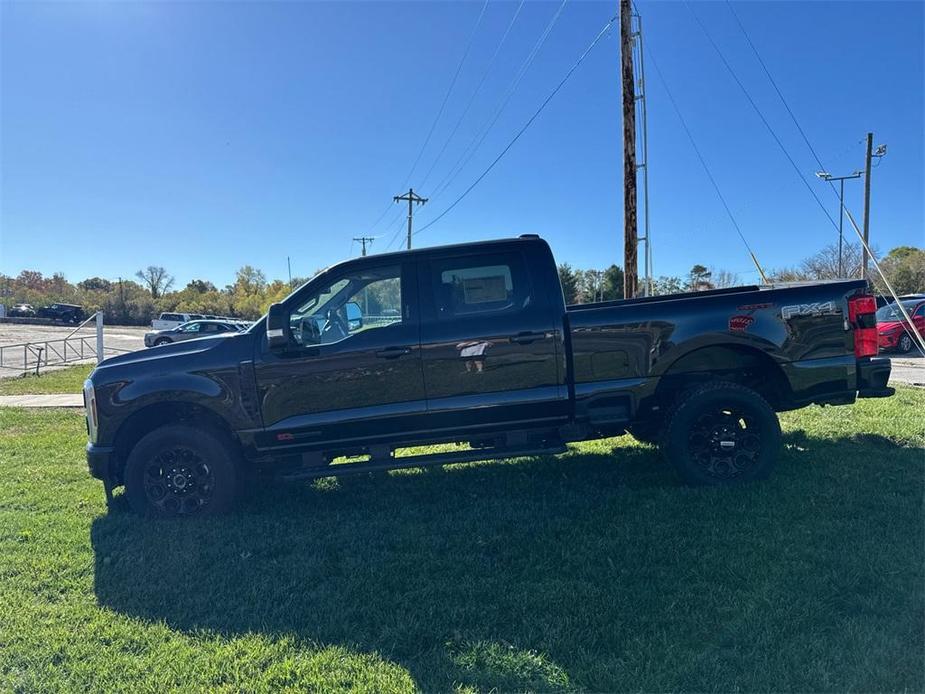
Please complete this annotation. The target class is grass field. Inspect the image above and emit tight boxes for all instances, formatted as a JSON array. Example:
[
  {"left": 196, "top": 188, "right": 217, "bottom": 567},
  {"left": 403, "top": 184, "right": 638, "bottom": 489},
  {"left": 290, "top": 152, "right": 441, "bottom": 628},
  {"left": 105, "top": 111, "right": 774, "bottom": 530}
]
[
  {"left": 0, "top": 389, "right": 923, "bottom": 692},
  {"left": 0, "top": 363, "right": 93, "bottom": 395}
]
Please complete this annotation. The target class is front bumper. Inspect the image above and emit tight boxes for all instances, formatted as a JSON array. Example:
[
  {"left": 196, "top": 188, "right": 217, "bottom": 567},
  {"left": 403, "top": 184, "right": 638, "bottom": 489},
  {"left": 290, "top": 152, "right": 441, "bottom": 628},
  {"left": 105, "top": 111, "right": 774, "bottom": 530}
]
[
  {"left": 86, "top": 442, "right": 115, "bottom": 481},
  {"left": 857, "top": 356, "right": 894, "bottom": 398}
]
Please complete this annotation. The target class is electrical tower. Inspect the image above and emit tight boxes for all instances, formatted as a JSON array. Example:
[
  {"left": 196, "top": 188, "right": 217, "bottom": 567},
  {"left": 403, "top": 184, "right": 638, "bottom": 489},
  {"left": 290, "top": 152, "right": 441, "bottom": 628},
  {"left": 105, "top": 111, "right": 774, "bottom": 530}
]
[
  {"left": 393, "top": 188, "right": 428, "bottom": 250},
  {"left": 353, "top": 236, "right": 375, "bottom": 256}
]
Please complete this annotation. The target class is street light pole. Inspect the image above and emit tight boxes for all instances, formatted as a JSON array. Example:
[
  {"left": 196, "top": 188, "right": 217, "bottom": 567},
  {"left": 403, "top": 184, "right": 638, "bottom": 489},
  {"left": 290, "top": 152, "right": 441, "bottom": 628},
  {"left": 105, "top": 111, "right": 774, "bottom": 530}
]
[{"left": 815, "top": 170, "right": 862, "bottom": 277}]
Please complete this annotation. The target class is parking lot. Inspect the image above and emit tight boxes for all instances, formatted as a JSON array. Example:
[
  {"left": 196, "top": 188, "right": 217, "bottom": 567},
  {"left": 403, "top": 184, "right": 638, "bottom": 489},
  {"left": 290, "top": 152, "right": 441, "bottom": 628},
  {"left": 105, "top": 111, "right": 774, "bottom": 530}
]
[{"left": 0, "top": 321, "right": 148, "bottom": 376}]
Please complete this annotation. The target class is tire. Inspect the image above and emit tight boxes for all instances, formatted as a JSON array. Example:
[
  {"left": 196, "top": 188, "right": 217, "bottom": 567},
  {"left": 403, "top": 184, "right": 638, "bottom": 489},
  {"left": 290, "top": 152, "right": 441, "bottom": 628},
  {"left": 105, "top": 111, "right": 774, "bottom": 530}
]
[
  {"left": 660, "top": 381, "right": 781, "bottom": 486},
  {"left": 154, "top": 337, "right": 171, "bottom": 346},
  {"left": 124, "top": 424, "right": 240, "bottom": 518},
  {"left": 898, "top": 333, "right": 913, "bottom": 354},
  {"left": 626, "top": 421, "right": 662, "bottom": 446}
]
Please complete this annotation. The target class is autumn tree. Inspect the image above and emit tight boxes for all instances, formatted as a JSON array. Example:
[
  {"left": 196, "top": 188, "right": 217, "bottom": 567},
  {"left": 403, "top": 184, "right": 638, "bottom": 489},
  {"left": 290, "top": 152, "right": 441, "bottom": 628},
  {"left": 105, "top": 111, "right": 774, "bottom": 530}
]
[
  {"left": 185, "top": 279, "right": 217, "bottom": 293},
  {"left": 686, "top": 264, "right": 714, "bottom": 291},
  {"left": 135, "top": 266, "right": 174, "bottom": 298},
  {"left": 77, "top": 277, "right": 112, "bottom": 292},
  {"left": 711, "top": 268, "right": 741, "bottom": 289},
  {"left": 873, "top": 246, "right": 925, "bottom": 295}
]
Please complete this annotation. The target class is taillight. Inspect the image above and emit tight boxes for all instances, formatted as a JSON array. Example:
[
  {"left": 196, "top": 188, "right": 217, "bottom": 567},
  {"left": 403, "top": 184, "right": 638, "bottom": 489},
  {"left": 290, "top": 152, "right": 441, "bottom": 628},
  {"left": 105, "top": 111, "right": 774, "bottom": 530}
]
[
  {"left": 848, "top": 295, "right": 878, "bottom": 358},
  {"left": 848, "top": 295, "right": 876, "bottom": 323}
]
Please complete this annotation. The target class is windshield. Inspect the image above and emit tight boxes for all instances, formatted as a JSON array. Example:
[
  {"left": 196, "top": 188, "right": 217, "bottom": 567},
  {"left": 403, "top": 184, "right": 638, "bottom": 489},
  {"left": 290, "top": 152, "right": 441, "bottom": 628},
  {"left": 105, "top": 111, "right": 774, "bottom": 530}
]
[{"left": 876, "top": 300, "right": 919, "bottom": 322}]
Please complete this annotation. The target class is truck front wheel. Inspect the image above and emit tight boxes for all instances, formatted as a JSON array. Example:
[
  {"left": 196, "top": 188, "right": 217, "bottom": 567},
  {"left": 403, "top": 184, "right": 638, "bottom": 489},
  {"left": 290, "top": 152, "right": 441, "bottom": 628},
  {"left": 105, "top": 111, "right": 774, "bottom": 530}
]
[
  {"left": 123, "top": 424, "right": 239, "bottom": 517},
  {"left": 660, "top": 381, "right": 781, "bottom": 485}
]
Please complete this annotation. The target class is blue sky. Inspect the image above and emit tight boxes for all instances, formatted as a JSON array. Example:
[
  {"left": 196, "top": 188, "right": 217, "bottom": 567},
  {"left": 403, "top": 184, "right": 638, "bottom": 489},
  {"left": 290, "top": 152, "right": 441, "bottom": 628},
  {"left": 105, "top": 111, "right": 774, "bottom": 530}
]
[{"left": 1, "top": 0, "right": 922, "bottom": 288}]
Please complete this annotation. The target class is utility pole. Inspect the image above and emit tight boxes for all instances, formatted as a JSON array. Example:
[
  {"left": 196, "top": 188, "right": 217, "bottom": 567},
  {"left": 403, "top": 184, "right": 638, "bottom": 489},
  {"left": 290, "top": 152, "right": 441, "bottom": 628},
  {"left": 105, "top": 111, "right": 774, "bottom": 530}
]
[
  {"left": 860, "top": 133, "right": 887, "bottom": 280},
  {"left": 353, "top": 236, "right": 375, "bottom": 256},
  {"left": 620, "top": 0, "right": 638, "bottom": 299},
  {"left": 632, "top": 7, "right": 652, "bottom": 296},
  {"left": 287, "top": 256, "right": 292, "bottom": 288},
  {"left": 815, "top": 170, "right": 862, "bottom": 277},
  {"left": 393, "top": 188, "right": 428, "bottom": 250},
  {"left": 861, "top": 133, "right": 873, "bottom": 280}
]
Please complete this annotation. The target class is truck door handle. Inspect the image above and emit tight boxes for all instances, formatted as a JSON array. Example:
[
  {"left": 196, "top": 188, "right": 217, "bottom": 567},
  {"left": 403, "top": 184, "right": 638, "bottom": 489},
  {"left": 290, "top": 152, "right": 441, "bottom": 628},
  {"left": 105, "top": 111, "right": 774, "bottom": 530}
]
[
  {"left": 510, "top": 331, "right": 545, "bottom": 345},
  {"left": 376, "top": 346, "right": 412, "bottom": 359}
]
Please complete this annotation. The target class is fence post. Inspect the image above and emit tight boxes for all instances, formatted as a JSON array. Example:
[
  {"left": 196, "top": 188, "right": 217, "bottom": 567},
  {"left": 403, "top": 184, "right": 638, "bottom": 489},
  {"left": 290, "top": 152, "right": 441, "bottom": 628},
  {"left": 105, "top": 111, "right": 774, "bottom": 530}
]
[{"left": 96, "top": 312, "right": 104, "bottom": 364}]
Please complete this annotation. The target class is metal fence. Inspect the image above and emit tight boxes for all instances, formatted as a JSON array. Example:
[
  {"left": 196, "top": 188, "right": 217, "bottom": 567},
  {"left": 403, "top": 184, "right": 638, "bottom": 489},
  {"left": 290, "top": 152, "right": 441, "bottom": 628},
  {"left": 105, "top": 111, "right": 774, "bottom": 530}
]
[{"left": 0, "top": 312, "right": 132, "bottom": 376}]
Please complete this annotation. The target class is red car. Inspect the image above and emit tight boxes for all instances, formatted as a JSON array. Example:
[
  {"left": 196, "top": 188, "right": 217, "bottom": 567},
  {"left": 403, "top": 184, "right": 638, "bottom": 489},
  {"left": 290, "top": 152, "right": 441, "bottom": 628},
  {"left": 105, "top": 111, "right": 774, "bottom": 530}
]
[{"left": 877, "top": 298, "right": 925, "bottom": 353}]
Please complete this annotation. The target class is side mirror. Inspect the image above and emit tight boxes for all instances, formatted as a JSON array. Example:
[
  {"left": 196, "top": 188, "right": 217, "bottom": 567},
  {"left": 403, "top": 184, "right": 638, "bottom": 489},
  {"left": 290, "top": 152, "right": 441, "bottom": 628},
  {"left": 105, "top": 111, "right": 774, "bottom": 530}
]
[
  {"left": 345, "top": 301, "right": 363, "bottom": 331},
  {"left": 267, "top": 303, "right": 289, "bottom": 349}
]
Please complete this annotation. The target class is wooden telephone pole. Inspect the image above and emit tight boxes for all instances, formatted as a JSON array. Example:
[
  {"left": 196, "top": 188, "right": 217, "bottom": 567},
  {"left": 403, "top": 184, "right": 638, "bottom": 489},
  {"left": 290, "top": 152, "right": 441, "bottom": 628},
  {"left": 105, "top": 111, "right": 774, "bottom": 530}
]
[
  {"left": 620, "top": 0, "right": 638, "bottom": 298},
  {"left": 353, "top": 236, "right": 375, "bottom": 256},
  {"left": 393, "top": 188, "right": 428, "bottom": 250}
]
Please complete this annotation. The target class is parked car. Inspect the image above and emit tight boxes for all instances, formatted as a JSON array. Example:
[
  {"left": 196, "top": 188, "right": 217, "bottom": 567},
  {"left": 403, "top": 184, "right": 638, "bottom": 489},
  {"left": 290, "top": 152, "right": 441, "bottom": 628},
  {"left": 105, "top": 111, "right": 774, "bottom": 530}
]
[
  {"left": 144, "top": 319, "right": 243, "bottom": 347},
  {"left": 37, "top": 303, "right": 84, "bottom": 323},
  {"left": 876, "top": 298, "right": 925, "bottom": 353},
  {"left": 8, "top": 303, "right": 36, "bottom": 317},
  {"left": 151, "top": 312, "right": 205, "bottom": 330},
  {"left": 84, "top": 235, "right": 893, "bottom": 518}
]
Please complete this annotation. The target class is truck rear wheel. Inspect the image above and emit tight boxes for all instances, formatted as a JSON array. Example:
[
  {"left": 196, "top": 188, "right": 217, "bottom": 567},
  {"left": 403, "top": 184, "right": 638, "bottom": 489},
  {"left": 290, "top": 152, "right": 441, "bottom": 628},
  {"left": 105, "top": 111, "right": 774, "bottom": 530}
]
[
  {"left": 660, "top": 381, "right": 780, "bottom": 485},
  {"left": 124, "top": 424, "right": 239, "bottom": 517}
]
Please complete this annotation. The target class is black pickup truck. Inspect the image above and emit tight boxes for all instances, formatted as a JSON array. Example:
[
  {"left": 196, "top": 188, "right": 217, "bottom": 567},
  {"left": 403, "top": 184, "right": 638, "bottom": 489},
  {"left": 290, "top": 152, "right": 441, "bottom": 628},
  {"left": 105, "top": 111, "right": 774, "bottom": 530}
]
[{"left": 84, "top": 236, "right": 893, "bottom": 517}]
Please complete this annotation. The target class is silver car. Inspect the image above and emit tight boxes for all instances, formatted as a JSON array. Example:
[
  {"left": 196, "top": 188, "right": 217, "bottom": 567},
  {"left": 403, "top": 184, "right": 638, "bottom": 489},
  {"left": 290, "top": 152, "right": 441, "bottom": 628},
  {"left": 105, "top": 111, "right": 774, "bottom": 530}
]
[{"left": 144, "top": 319, "right": 243, "bottom": 347}]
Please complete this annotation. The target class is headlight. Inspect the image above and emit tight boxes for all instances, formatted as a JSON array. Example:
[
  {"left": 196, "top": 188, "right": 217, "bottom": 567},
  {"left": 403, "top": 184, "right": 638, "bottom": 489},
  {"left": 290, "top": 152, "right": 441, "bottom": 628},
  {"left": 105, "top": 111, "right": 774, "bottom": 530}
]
[{"left": 83, "top": 379, "right": 98, "bottom": 444}]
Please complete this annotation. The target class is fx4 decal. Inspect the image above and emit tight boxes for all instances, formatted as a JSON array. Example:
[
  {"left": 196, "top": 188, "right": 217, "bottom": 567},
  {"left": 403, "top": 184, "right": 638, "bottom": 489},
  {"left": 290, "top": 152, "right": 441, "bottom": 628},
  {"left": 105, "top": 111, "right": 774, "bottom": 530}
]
[{"left": 781, "top": 301, "right": 839, "bottom": 320}]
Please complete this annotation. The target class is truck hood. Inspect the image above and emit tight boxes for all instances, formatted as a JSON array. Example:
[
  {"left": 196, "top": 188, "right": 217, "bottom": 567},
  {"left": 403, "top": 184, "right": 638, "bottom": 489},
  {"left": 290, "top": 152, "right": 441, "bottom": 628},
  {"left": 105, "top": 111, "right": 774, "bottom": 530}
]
[{"left": 93, "top": 332, "right": 250, "bottom": 377}]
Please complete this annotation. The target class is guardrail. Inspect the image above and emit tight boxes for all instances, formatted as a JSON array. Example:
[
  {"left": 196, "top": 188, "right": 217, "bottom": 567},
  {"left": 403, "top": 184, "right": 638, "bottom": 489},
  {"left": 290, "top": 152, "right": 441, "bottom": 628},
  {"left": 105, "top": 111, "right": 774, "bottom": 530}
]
[{"left": 0, "top": 312, "right": 132, "bottom": 376}]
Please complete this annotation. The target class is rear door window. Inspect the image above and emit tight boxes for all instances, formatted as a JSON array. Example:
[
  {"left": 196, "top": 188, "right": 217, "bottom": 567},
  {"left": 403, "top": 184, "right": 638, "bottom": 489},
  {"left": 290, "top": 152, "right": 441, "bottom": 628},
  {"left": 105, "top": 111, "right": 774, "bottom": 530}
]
[{"left": 429, "top": 252, "right": 530, "bottom": 320}]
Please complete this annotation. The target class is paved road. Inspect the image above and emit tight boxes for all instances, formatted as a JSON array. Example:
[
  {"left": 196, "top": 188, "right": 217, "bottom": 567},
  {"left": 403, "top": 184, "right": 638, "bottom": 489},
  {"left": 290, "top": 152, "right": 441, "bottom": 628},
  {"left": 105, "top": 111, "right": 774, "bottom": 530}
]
[
  {"left": 0, "top": 322, "right": 147, "bottom": 377},
  {"left": 889, "top": 352, "right": 925, "bottom": 387},
  {"left": 0, "top": 394, "right": 84, "bottom": 407}
]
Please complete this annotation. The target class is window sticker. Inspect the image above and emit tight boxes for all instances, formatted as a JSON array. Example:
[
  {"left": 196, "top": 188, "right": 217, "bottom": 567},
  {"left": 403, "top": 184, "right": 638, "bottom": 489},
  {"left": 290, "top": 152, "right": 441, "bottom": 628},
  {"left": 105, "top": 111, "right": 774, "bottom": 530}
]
[{"left": 462, "top": 275, "right": 508, "bottom": 304}]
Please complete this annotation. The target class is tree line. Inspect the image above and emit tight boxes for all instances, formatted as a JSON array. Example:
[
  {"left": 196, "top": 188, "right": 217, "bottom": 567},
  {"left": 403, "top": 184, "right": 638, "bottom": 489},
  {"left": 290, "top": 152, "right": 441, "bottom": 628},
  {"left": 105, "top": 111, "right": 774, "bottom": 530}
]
[
  {"left": 0, "top": 265, "right": 306, "bottom": 326},
  {"left": 2, "top": 243, "right": 921, "bottom": 326}
]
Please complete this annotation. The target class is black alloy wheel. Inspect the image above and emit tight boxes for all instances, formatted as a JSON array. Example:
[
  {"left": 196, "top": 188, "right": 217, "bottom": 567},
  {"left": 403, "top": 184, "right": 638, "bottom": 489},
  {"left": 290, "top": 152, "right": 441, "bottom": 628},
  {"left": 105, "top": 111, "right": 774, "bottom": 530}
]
[
  {"left": 661, "top": 381, "right": 781, "bottom": 485},
  {"left": 686, "top": 405, "right": 763, "bottom": 480},
  {"left": 142, "top": 446, "right": 215, "bottom": 516},
  {"left": 124, "top": 424, "right": 239, "bottom": 517}
]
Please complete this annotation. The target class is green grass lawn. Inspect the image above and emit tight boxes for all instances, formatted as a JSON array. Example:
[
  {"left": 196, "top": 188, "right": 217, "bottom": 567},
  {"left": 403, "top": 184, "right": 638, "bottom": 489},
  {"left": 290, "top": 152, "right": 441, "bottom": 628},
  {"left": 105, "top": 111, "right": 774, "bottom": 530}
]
[
  {"left": 0, "top": 363, "right": 94, "bottom": 396},
  {"left": 1, "top": 389, "right": 923, "bottom": 692}
]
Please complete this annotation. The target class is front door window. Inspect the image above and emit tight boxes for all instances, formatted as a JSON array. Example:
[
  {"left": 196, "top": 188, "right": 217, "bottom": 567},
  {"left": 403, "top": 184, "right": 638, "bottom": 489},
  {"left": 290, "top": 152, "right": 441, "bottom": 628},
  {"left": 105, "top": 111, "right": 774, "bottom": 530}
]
[{"left": 289, "top": 265, "right": 402, "bottom": 346}]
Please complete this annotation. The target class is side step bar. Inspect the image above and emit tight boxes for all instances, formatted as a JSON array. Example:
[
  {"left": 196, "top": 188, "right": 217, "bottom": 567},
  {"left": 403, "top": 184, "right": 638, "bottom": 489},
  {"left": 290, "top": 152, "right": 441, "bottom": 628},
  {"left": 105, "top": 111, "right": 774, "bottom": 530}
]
[{"left": 278, "top": 444, "right": 568, "bottom": 482}]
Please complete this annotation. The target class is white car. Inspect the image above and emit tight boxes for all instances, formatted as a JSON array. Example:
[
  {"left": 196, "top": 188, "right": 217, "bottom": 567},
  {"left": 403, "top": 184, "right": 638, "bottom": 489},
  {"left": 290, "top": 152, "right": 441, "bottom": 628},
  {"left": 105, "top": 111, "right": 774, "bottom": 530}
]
[{"left": 151, "top": 312, "right": 205, "bottom": 330}]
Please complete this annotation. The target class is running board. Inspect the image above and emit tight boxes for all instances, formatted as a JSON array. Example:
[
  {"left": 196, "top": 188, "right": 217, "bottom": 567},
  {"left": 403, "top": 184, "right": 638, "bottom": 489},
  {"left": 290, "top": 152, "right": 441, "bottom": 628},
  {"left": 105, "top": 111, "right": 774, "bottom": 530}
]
[{"left": 278, "top": 444, "right": 568, "bottom": 482}]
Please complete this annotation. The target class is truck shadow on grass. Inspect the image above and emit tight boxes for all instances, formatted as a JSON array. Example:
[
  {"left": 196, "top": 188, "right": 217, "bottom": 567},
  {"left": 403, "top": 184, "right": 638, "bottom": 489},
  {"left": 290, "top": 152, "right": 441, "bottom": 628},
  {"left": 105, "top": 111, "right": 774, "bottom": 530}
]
[{"left": 90, "top": 434, "right": 924, "bottom": 693}]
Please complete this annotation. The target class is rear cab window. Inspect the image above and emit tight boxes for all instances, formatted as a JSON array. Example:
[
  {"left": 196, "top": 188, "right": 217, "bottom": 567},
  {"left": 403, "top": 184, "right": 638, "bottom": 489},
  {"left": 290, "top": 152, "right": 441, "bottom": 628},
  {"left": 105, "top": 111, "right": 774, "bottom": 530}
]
[{"left": 429, "top": 251, "right": 532, "bottom": 320}]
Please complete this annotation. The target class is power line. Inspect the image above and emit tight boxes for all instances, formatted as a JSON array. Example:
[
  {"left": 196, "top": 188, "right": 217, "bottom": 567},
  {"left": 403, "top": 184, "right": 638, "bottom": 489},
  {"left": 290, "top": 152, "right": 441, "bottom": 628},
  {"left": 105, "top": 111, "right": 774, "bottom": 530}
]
[
  {"left": 412, "top": 10, "right": 619, "bottom": 239},
  {"left": 426, "top": 0, "right": 570, "bottom": 204},
  {"left": 725, "top": 1, "right": 829, "bottom": 174},
  {"left": 647, "top": 48, "right": 768, "bottom": 282},
  {"left": 682, "top": 1, "right": 841, "bottom": 236},
  {"left": 384, "top": 208, "right": 411, "bottom": 250},
  {"left": 398, "top": 0, "right": 490, "bottom": 192},
  {"left": 418, "top": 0, "right": 527, "bottom": 189}
]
